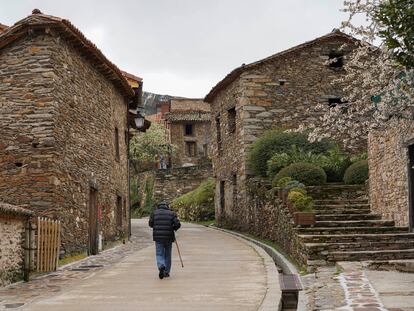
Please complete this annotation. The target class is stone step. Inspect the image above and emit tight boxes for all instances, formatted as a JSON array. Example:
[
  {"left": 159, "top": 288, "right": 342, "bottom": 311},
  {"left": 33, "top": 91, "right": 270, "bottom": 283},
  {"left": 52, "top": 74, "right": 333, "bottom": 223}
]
[
  {"left": 306, "top": 240, "right": 414, "bottom": 257},
  {"left": 315, "top": 213, "right": 382, "bottom": 221},
  {"left": 296, "top": 226, "right": 409, "bottom": 235},
  {"left": 315, "top": 220, "right": 395, "bottom": 228},
  {"left": 313, "top": 199, "right": 368, "bottom": 205},
  {"left": 313, "top": 204, "right": 370, "bottom": 211},
  {"left": 306, "top": 185, "right": 367, "bottom": 201},
  {"left": 299, "top": 233, "right": 414, "bottom": 244},
  {"left": 326, "top": 249, "right": 414, "bottom": 262},
  {"left": 314, "top": 209, "right": 372, "bottom": 215}
]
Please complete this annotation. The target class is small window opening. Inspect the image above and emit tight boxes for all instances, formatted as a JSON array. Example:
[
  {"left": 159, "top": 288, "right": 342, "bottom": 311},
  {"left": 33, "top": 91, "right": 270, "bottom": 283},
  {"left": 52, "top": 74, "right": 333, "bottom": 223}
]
[
  {"left": 185, "top": 141, "right": 197, "bottom": 157},
  {"left": 232, "top": 174, "right": 237, "bottom": 186},
  {"left": 15, "top": 162, "right": 23, "bottom": 168},
  {"left": 216, "top": 116, "right": 222, "bottom": 153},
  {"left": 184, "top": 124, "right": 193, "bottom": 136},
  {"left": 328, "top": 97, "right": 348, "bottom": 113},
  {"left": 279, "top": 79, "right": 286, "bottom": 86},
  {"left": 228, "top": 107, "right": 236, "bottom": 134},
  {"left": 115, "top": 127, "right": 120, "bottom": 161},
  {"left": 32, "top": 142, "right": 39, "bottom": 148},
  {"left": 328, "top": 52, "right": 344, "bottom": 68}
]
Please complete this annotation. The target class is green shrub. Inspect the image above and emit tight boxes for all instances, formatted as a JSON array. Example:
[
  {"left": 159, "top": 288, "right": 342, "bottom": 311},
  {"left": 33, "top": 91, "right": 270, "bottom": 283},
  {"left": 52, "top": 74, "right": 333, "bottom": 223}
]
[
  {"left": 287, "top": 190, "right": 314, "bottom": 211},
  {"left": 350, "top": 152, "right": 368, "bottom": 163},
  {"left": 343, "top": 160, "right": 369, "bottom": 184},
  {"left": 283, "top": 180, "right": 306, "bottom": 191},
  {"left": 275, "top": 177, "right": 293, "bottom": 188},
  {"left": 320, "top": 147, "right": 352, "bottom": 182},
  {"left": 289, "top": 187, "right": 307, "bottom": 195},
  {"left": 274, "top": 162, "right": 327, "bottom": 186},
  {"left": 267, "top": 153, "right": 291, "bottom": 179},
  {"left": 171, "top": 178, "right": 215, "bottom": 221},
  {"left": 247, "top": 130, "right": 334, "bottom": 176},
  {"left": 292, "top": 195, "right": 314, "bottom": 211}
]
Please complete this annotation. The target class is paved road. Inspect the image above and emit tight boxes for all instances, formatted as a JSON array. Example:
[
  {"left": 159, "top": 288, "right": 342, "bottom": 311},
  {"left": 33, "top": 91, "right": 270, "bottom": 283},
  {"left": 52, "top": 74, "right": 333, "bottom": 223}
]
[{"left": 23, "top": 219, "right": 278, "bottom": 311}]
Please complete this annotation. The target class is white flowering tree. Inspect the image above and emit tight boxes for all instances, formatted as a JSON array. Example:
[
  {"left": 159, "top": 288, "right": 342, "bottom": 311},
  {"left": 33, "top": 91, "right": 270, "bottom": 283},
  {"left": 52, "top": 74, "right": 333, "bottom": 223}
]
[{"left": 307, "top": 0, "right": 414, "bottom": 149}]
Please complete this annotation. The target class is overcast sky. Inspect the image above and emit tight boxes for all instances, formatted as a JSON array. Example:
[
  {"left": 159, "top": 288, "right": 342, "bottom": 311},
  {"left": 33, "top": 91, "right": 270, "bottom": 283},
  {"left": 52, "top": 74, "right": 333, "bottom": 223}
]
[{"left": 1, "top": 1, "right": 349, "bottom": 98}]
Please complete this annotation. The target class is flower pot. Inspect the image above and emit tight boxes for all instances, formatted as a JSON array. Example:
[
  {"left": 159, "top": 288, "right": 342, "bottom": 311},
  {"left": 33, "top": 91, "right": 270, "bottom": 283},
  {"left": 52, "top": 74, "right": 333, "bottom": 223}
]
[{"left": 293, "top": 212, "right": 315, "bottom": 226}]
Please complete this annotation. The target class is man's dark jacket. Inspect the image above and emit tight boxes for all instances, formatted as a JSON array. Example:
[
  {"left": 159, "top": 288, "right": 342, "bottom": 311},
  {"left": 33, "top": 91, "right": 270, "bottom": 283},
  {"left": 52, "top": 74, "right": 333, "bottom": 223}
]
[{"left": 149, "top": 203, "right": 181, "bottom": 242}]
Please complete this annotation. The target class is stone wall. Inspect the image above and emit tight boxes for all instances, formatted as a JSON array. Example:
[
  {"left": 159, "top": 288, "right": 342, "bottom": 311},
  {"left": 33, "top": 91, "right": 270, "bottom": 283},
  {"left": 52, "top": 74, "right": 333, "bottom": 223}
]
[
  {"left": 0, "top": 203, "right": 32, "bottom": 287},
  {"left": 210, "top": 34, "right": 366, "bottom": 226},
  {"left": 219, "top": 178, "right": 307, "bottom": 265},
  {"left": 138, "top": 165, "right": 213, "bottom": 205},
  {"left": 368, "top": 119, "right": 413, "bottom": 227},
  {"left": 0, "top": 34, "right": 56, "bottom": 212},
  {"left": 0, "top": 31, "right": 130, "bottom": 255},
  {"left": 0, "top": 218, "right": 25, "bottom": 287},
  {"left": 51, "top": 33, "right": 130, "bottom": 253}
]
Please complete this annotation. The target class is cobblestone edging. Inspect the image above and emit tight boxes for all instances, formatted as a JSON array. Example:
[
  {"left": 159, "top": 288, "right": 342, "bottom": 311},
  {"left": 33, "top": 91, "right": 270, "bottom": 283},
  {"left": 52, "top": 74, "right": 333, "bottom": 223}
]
[{"left": 209, "top": 225, "right": 307, "bottom": 310}]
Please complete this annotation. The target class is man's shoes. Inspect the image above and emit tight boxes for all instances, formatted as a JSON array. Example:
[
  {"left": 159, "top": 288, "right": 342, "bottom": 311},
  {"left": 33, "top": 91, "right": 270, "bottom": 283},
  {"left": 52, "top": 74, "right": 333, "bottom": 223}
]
[
  {"left": 164, "top": 272, "right": 170, "bottom": 278},
  {"left": 159, "top": 266, "right": 165, "bottom": 279}
]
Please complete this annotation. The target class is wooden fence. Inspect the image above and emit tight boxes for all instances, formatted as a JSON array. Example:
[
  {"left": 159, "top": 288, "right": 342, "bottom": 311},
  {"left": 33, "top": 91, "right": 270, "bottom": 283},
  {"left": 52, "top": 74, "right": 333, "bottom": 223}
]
[{"left": 36, "top": 217, "right": 61, "bottom": 272}]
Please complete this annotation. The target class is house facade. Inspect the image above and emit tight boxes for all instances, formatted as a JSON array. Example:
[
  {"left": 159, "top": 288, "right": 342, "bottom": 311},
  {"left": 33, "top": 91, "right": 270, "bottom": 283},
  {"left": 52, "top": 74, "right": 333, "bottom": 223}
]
[
  {"left": 204, "top": 30, "right": 363, "bottom": 227},
  {"left": 0, "top": 10, "right": 143, "bottom": 256},
  {"left": 165, "top": 98, "right": 211, "bottom": 167},
  {"left": 368, "top": 119, "right": 414, "bottom": 230}
]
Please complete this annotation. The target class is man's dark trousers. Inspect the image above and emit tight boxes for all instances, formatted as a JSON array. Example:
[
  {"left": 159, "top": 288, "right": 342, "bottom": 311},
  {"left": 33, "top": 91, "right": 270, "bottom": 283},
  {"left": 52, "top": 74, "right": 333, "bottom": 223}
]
[{"left": 155, "top": 241, "right": 172, "bottom": 273}]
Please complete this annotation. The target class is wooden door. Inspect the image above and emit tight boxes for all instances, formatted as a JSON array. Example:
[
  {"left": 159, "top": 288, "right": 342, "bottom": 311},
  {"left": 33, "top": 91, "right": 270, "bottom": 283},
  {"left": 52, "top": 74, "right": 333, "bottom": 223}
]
[
  {"left": 88, "top": 188, "right": 99, "bottom": 255},
  {"left": 408, "top": 144, "right": 414, "bottom": 231}
]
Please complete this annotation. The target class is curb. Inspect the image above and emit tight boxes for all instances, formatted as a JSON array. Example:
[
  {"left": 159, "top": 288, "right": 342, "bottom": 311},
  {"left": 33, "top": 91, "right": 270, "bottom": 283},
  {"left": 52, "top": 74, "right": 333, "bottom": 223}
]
[
  {"left": 209, "top": 226, "right": 309, "bottom": 310},
  {"left": 206, "top": 226, "right": 281, "bottom": 311}
]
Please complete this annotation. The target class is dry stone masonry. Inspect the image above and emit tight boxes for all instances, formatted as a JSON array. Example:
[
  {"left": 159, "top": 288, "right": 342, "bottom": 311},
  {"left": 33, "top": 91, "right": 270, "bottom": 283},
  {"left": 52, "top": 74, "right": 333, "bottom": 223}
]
[
  {"left": 204, "top": 30, "right": 366, "bottom": 229},
  {"left": 0, "top": 203, "right": 33, "bottom": 287},
  {"left": 0, "top": 11, "right": 136, "bottom": 256}
]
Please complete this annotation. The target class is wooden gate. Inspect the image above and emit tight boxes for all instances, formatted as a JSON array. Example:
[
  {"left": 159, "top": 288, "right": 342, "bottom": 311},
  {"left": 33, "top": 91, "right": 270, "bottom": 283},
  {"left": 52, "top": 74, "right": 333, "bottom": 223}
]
[{"left": 36, "top": 217, "right": 61, "bottom": 272}]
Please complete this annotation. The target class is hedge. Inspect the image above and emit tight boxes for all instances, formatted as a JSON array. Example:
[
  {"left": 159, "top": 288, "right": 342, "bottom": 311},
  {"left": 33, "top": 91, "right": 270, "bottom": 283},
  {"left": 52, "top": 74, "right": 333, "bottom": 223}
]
[{"left": 274, "top": 162, "right": 327, "bottom": 186}]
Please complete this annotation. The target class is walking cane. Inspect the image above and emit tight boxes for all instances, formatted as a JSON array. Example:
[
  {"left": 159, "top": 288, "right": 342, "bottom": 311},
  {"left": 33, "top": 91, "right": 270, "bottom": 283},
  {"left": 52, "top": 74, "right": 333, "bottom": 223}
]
[{"left": 175, "top": 239, "right": 184, "bottom": 268}]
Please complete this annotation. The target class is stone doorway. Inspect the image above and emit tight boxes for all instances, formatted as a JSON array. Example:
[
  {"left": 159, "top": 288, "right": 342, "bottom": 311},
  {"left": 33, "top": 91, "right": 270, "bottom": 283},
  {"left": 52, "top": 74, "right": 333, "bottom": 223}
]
[{"left": 88, "top": 187, "right": 99, "bottom": 255}]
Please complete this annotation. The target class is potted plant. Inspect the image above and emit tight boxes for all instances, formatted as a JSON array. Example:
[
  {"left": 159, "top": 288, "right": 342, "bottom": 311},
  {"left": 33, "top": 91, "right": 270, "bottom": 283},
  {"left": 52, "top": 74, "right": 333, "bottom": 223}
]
[{"left": 287, "top": 189, "right": 315, "bottom": 226}]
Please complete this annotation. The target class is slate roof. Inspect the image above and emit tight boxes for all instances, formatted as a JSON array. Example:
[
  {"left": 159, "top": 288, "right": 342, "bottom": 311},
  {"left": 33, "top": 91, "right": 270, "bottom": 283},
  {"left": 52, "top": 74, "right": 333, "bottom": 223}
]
[
  {"left": 0, "top": 202, "right": 33, "bottom": 218},
  {"left": 204, "top": 30, "right": 357, "bottom": 103},
  {"left": 164, "top": 111, "right": 211, "bottom": 122},
  {"left": 0, "top": 9, "right": 134, "bottom": 97},
  {"left": 0, "top": 23, "right": 8, "bottom": 33}
]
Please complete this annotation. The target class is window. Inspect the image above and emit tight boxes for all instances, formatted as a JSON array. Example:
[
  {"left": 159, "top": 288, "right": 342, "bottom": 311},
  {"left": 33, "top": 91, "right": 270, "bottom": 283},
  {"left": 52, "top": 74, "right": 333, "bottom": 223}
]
[
  {"left": 185, "top": 141, "right": 197, "bottom": 157},
  {"left": 203, "top": 144, "right": 208, "bottom": 157},
  {"left": 184, "top": 124, "right": 193, "bottom": 136},
  {"left": 328, "top": 97, "right": 348, "bottom": 113},
  {"left": 232, "top": 174, "right": 237, "bottom": 186},
  {"left": 228, "top": 107, "right": 236, "bottom": 134},
  {"left": 115, "top": 127, "right": 120, "bottom": 161},
  {"left": 328, "top": 52, "right": 344, "bottom": 68},
  {"left": 116, "top": 195, "right": 122, "bottom": 228},
  {"left": 216, "top": 116, "right": 222, "bottom": 153}
]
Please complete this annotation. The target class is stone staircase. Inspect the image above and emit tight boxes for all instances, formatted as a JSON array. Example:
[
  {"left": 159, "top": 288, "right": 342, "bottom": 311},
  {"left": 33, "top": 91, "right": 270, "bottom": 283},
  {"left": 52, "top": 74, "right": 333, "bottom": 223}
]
[{"left": 296, "top": 185, "right": 414, "bottom": 265}]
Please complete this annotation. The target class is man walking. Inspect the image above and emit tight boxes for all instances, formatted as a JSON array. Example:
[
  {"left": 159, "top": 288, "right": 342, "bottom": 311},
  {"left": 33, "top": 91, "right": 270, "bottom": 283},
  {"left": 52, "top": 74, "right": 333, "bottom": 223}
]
[{"left": 149, "top": 201, "right": 181, "bottom": 279}]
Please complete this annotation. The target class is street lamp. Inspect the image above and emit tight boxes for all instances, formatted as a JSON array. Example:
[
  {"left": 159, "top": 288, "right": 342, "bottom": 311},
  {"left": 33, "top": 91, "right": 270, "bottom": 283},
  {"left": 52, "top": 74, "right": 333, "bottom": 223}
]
[{"left": 134, "top": 112, "right": 145, "bottom": 129}]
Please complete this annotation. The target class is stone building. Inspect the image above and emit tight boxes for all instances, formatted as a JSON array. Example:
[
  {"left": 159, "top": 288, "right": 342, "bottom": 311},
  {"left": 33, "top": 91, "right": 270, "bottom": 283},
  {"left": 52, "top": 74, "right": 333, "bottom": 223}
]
[
  {"left": 204, "top": 30, "right": 362, "bottom": 226},
  {"left": 165, "top": 98, "right": 211, "bottom": 167},
  {"left": 0, "top": 10, "right": 144, "bottom": 256},
  {"left": 368, "top": 119, "right": 414, "bottom": 230},
  {"left": 0, "top": 203, "right": 33, "bottom": 286}
]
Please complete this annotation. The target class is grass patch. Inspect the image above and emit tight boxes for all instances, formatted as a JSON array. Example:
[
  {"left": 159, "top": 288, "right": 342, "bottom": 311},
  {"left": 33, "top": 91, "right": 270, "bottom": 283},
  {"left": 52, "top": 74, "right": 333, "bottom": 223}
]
[{"left": 58, "top": 252, "right": 87, "bottom": 266}]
